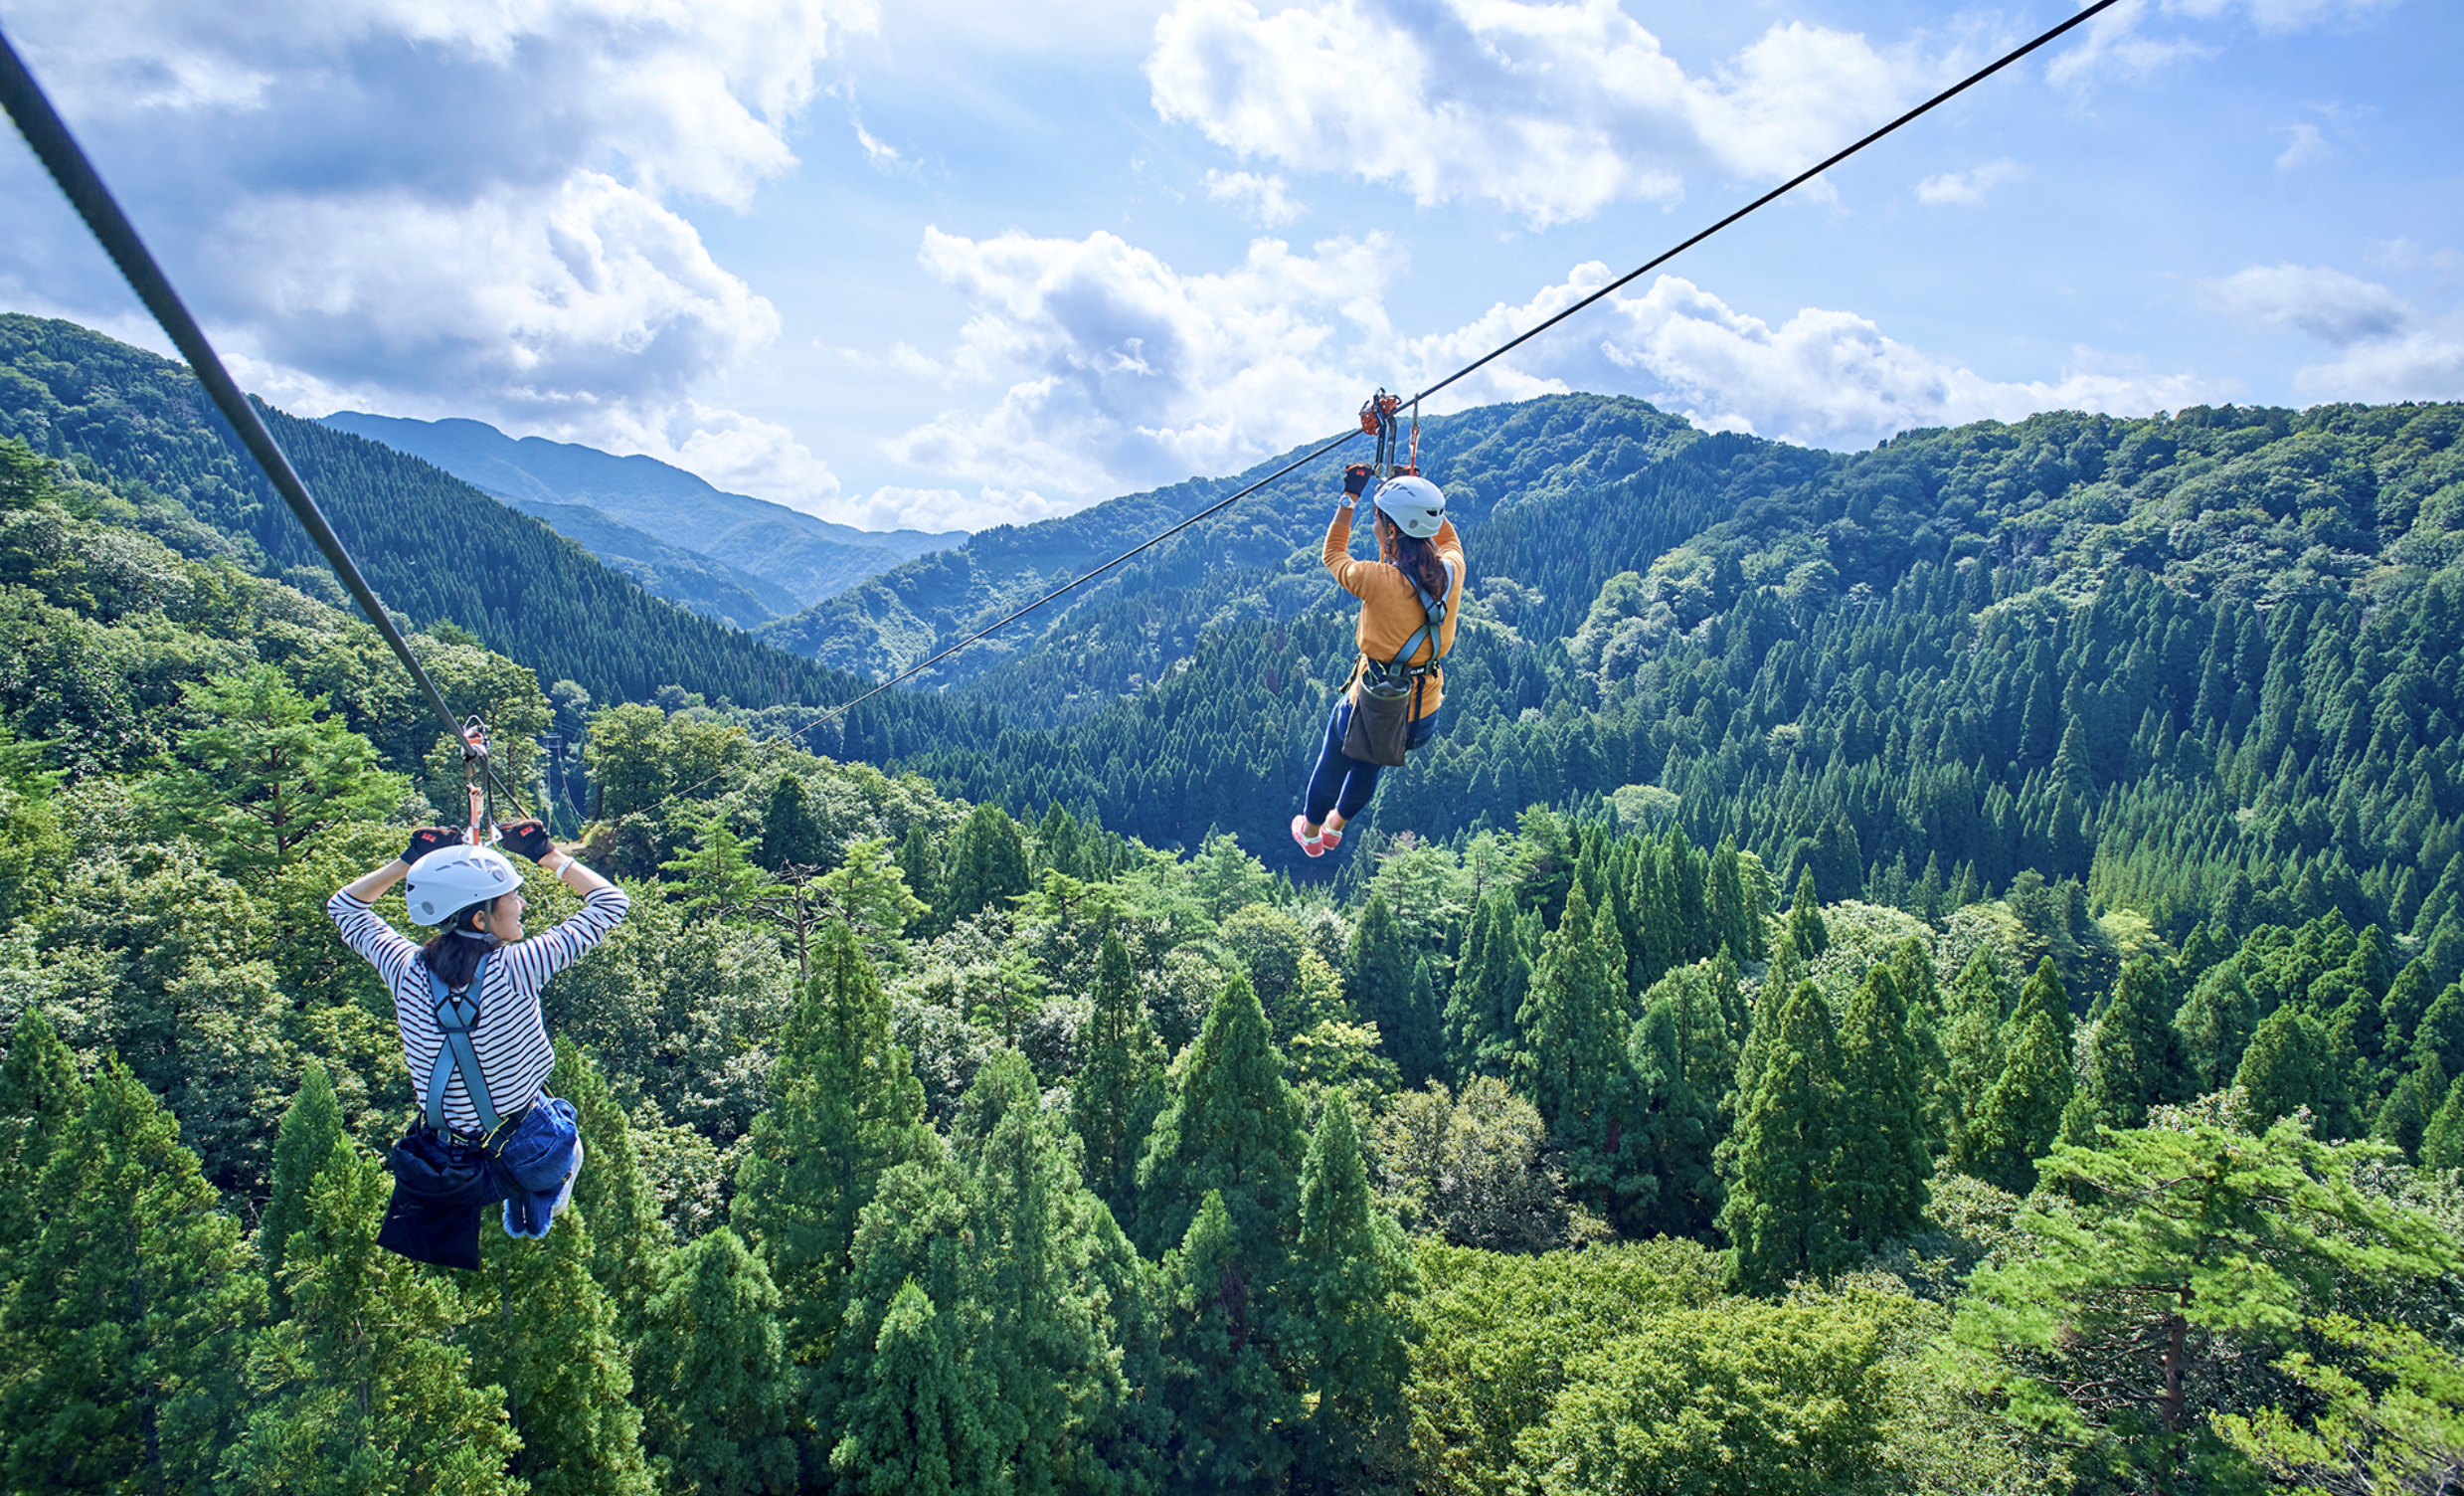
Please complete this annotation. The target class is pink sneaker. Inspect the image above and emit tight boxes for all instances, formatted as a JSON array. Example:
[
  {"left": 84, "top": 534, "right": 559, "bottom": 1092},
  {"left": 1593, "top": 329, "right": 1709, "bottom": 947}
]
[
  {"left": 1290, "top": 815, "right": 1326, "bottom": 857},
  {"left": 1318, "top": 824, "right": 1343, "bottom": 848}
]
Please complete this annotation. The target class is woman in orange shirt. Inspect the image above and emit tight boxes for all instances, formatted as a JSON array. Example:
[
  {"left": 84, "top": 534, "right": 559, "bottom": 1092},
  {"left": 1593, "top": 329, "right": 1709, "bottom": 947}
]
[{"left": 1293, "top": 465, "right": 1466, "bottom": 856}]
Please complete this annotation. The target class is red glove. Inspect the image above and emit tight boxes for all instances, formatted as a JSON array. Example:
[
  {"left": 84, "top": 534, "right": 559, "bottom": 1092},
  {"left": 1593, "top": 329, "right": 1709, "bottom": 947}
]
[{"left": 499, "top": 820, "right": 558, "bottom": 862}]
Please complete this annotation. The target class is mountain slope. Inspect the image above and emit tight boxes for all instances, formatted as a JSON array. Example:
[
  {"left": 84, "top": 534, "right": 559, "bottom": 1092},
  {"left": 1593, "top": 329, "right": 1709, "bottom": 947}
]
[
  {"left": 322, "top": 411, "right": 962, "bottom": 606},
  {"left": 0, "top": 314, "right": 994, "bottom": 757},
  {"left": 501, "top": 495, "right": 798, "bottom": 628}
]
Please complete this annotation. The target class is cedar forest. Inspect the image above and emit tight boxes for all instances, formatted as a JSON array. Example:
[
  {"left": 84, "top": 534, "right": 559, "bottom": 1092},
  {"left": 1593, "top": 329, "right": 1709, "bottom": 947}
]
[{"left": 1, "top": 314, "right": 2461, "bottom": 1496}]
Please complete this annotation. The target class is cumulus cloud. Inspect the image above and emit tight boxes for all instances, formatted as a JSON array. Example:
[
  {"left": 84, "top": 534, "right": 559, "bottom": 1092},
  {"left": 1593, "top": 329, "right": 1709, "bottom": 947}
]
[
  {"left": 1915, "top": 159, "right": 2026, "bottom": 206},
  {"left": 1205, "top": 170, "right": 1303, "bottom": 227},
  {"left": 1146, "top": 0, "right": 1966, "bottom": 227},
  {"left": 0, "top": 0, "right": 872, "bottom": 487},
  {"left": 2050, "top": 0, "right": 2401, "bottom": 87},
  {"left": 882, "top": 225, "right": 2219, "bottom": 507},
  {"left": 2198, "top": 262, "right": 2464, "bottom": 404},
  {"left": 2199, "top": 264, "right": 2411, "bottom": 345}
]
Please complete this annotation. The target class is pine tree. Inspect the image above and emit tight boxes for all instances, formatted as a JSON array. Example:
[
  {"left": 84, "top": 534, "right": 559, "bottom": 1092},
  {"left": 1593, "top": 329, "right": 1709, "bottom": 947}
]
[
  {"left": 1783, "top": 867, "right": 1829, "bottom": 961},
  {"left": 4, "top": 1058, "right": 261, "bottom": 1496},
  {"left": 2373, "top": 1053, "right": 2446, "bottom": 1161},
  {"left": 551, "top": 1039, "right": 671, "bottom": 1345},
  {"left": 1718, "top": 980, "right": 1848, "bottom": 1293},
  {"left": 2422, "top": 1072, "right": 2464, "bottom": 1172},
  {"left": 2017, "top": 956, "right": 2073, "bottom": 1047},
  {"left": 1292, "top": 1091, "right": 1415, "bottom": 1493},
  {"left": 733, "top": 919, "right": 937, "bottom": 1370},
  {"left": 141, "top": 664, "right": 404, "bottom": 876},
  {"left": 1626, "top": 994, "right": 1723, "bottom": 1239},
  {"left": 2236, "top": 1007, "right": 2330, "bottom": 1132},
  {"left": 0, "top": 1006, "right": 86, "bottom": 1280},
  {"left": 221, "top": 1134, "right": 521, "bottom": 1496},
  {"left": 2066, "top": 955, "right": 2191, "bottom": 1140},
  {"left": 259, "top": 1060, "right": 343, "bottom": 1315},
  {"left": 898, "top": 823, "right": 945, "bottom": 935},
  {"left": 1346, "top": 892, "right": 1431, "bottom": 1083},
  {"left": 1957, "top": 1007, "right": 2073, "bottom": 1195},
  {"left": 943, "top": 802, "right": 1030, "bottom": 924},
  {"left": 760, "top": 772, "right": 826, "bottom": 871},
  {"left": 1137, "top": 970, "right": 1308, "bottom": 1256},
  {"left": 1512, "top": 883, "right": 1639, "bottom": 1219},
  {"left": 1836, "top": 963, "right": 1932, "bottom": 1246},
  {"left": 831, "top": 1279, "right": 977, "bottom": 1496},
  {"left": 469, "top": 1209, "right": 655, "bottom": 1496},
  {"left": 1442, "top": 890, "right": 1527, "bottom": 1080},
  {"left": 633, "top": 1227, "right": 798, "bottom": 1496},
  {"left": 1161, "top": 1190, "right": 1300, "bottom": 1494},
  {"left": 1073, "top": 929, "right": 1167, "bottom": 1224}
]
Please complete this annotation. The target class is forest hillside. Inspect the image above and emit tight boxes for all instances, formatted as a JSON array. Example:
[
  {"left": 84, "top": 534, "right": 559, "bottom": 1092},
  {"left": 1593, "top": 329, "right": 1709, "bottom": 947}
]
[{"left": 0, "top": 315, "right": 2460, "bottom": 1496}]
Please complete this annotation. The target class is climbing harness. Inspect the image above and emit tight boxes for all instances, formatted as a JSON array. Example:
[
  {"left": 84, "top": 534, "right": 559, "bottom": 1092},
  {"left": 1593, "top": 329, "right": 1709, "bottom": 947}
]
[
  {"left": 1342, "top": 558, "right": 1454, "bottom": 768},
  {"left": 0, "top": 0, "right": 2129, "bottom": 812},
  {"left": 424, "top": 954, "right": 506, "bottom": 1138}
]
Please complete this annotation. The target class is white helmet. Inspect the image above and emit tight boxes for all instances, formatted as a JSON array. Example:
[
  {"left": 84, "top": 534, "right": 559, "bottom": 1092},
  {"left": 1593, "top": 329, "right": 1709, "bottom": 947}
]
[
  {"left": 1372, "top": 474, "right": 1446, "bottom": 538},
  {"left": 405, "top": 843, "right": 522, "bottom": 926}
]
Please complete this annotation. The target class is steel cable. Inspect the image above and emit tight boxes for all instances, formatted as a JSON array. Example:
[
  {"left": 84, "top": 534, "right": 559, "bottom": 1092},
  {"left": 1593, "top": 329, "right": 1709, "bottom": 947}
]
[{"left": 0, "top": 30, "right": 534, "bottom": 820}]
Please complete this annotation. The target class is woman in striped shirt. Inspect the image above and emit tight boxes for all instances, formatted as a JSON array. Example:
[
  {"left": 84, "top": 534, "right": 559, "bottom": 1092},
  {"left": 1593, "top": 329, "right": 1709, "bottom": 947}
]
[{"left": 328, "top": 820, "right": 628, "bottom": 1247}]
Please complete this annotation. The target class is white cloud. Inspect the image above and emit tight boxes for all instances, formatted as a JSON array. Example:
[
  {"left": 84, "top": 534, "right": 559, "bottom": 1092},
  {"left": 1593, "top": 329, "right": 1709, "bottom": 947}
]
[
  {"left": 878, "top": 226, "right": 2219, "bottom": 514},
  {"left": 2198, "top": 264, "right": 2411, "bottom": 345},
  {"left": 2051, "top": 0, "right": 2401, "bottom": 88},
  {"left": 1145, "top": 0, "right": 1965, "bottom": 227},
  {"left": 1, "top": 0, "right": 873, "bottom": 493},
  {"left": 2292, "top": 333, "right": 2464, "bottom": 403},
  {"left": 1915, "top": 158, "right": 2026, "bottom": 206},
  {"left": 2274, "top": 121, "right": 2331, "bottom": 169},
  {"left": 1205, "top": 170, "right": 1303, "bottom": 228}
]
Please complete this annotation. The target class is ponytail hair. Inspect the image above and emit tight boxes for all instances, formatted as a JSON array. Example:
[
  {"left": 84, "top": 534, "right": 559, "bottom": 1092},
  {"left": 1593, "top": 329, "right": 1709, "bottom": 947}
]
[{"left": 418, "top": 903, "right": 501, "bottom": 990}]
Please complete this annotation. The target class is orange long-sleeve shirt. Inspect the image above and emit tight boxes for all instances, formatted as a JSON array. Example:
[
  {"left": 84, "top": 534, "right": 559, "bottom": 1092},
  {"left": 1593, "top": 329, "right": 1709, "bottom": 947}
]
[{"left": 1322, "top": 505, "right": 1466, "bottom": 720}]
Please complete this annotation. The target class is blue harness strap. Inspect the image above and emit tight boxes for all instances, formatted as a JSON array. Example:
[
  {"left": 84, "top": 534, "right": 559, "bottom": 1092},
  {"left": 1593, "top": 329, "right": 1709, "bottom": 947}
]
[
  {"left": 1380, "top": 560, "right": 1457, "bottom": 677},
  {"left": 424, "top": 955, "right": 501, "bottom": 1136}
]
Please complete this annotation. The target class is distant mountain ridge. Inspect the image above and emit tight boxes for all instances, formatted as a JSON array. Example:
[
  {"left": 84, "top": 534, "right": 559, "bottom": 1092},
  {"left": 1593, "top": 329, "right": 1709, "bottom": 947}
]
[{"left": 320, "top": 412, "right": 964, "bottom": 609}]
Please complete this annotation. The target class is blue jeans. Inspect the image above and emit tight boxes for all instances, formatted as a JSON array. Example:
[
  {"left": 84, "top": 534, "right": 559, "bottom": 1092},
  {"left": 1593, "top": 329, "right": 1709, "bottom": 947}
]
[
  {"left": 1305, "top": 699, "right": 1439, "bottom": 825},
  {"left": 495, "top": 1096, "right": 582, "bottom": 1239}
]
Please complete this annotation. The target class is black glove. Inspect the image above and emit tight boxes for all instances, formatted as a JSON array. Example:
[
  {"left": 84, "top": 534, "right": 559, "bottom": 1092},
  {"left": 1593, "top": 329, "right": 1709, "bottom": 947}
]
[
  {"left": 1343, "top": 464, "right": 1373, "bottom": 498},
  {"left": 404, "top": 826, "right": 460, "bottom": 865},
  {"left": 500, "top": 820, "right": 558, "bottom": 862}
]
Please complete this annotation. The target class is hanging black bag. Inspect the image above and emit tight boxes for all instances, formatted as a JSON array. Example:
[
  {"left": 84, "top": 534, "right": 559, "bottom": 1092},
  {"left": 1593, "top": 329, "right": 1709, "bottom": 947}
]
[{"left": 1341, "top": 561, "right": 1453, "bottom": 768}]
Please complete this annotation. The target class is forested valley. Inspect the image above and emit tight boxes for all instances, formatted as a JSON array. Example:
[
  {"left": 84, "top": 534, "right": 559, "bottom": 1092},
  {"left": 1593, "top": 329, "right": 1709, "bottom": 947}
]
[{"left": 0, "top": 314, "right": 2461, "bottom": 1496}]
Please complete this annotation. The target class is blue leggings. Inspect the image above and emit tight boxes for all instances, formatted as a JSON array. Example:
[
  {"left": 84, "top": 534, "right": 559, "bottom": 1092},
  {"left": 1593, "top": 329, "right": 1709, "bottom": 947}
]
[{"left": 1304, "top": 700, "right": 1440, "bottom": 825}]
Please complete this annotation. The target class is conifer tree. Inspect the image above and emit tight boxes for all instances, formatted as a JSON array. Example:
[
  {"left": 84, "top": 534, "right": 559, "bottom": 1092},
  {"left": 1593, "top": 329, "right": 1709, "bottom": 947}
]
[
  {"left": 1292, "top": 1091, "right": 1415, "bottom": 1492},
  {"left": 833, "top": 1279, "right": 978, "bottom": 1496},
  {"left": 259, "top": 1060, "right": 343, "bottom": 1315},
  {"left": 1836, "top": 963, "right": 1932, "bottom": 1246},
  {"left": 2175, "top": 962, "right": 2256, "bottom": 1093},
  {"left": 1957, "top": 1007, "right": 2073, "bottom": 1195},
  {"left": 1161, "top": 1190, "right": 1300, "bottom": 1494},
  {"left": 1782, "top": 868, "right": 1829, "bottom": 961},
  {"left": 2017, "top": 956, "right": 2073, "bottom": 1047},
  {"left": 1512, "top": 883, "right": 1640, "bottom": 1218},
  {"left": 469, "top": 1211, "right": 655, "bottom": 1496},
  {"left": 760, "top": 772, "right": 826, "bottom": 871},
  {"left": 1346, "top": 892, "right": 1432, "bottom": 1084},
  {"left": 1626, "top": 995, "right": 1723, "bottom": 1240},
  {"left": 551, "top": 1039, "right": 671, "bottom": 1344},
  {"left": 943, "top": 802, "right": 1030, "bottom": 924},
  {"left": 734, "top": 919, "right": 936, "bottom": 1370},
  {"left": 2422, "top": 1072, "right": 2464, "bottom": 1172},
  {"left": 1717, "top": 980, "right": 1848, "bottom": 1293},
  {"left": 2066, "top": 956, "right": 2191, "bottom": 1141},
  {"left": 2373, "top": 1053, "right": 2446, "bottom": 1161},
  {"left": 633, "top": 1227, "right": 798, "bottom": 1496},
  {"left": 2236, "top": 1007, "right": 2331, "bottom": 1132},
  {"left": 1074, "top": 929, "right": 1167, "bottom": 1223},
  {"left": 222, "top": 1133, "right": 521, "bottom": 1496},
  {"left": 898, "top": 822, "right": 945, "bottom": 935},
  {"left": 1442, "top": 890, "right": 1527, "bottom": 1080},
  {"left": 1136, "top": 970, "right": 1309, "bottom": 1257},
  {"left": 0, "top": 1007, "right": 86, "bottom": 1280},
  {"left": 3, "top": 1057, "right": 261, "bottom": 1496}
]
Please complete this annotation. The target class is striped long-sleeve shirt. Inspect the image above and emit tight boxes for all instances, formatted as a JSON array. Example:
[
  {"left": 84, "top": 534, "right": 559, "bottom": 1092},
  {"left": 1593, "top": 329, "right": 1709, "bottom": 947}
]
[{"left": 327, "top": 878, "right": 630, "bottom": 1133}]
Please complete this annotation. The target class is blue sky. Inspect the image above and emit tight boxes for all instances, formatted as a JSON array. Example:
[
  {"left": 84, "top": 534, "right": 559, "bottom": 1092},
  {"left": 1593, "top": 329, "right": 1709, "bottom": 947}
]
[{"left": 2, "top": 0, "right": 2457, "bottom": 531}]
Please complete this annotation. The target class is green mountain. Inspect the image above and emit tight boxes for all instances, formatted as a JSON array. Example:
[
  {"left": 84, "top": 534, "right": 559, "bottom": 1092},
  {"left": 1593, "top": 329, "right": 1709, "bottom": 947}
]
[
  {"left": 321, "top": 411, "right": 962, "bottom": 606},
  {"left": 499, "top": 494, "right": 799, "bottom": 628},
  {"left": 0, "top": 314, "right": 990, "bottom": 759}
]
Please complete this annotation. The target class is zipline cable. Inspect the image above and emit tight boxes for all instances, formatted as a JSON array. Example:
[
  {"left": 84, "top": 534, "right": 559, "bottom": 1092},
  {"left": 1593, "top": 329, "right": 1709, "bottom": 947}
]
[
  {"left": 0, "top": 30, "right": 532, "bottom": 824},
  {"left": 638, "top": 0, "right": 2130, "bottom": 816}
]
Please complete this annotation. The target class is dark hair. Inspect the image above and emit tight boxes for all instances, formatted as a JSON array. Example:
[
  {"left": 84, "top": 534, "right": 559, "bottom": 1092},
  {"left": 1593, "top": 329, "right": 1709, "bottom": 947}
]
[
  {"left": 1374, "top": 509, "right": 1452, "bottom": 602},
  {"left": 418, "top": 901, "right": 502, "bottom": 991}
]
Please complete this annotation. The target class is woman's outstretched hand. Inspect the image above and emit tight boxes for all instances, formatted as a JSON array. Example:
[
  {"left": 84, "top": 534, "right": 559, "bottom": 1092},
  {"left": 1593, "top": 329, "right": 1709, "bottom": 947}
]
[
  {"left": 499, "top": 820, "right": 558, "bottom": 862},
  {"left": 1343, "top": 464, "right": 1373, "bottom": 501},
  {"left": 403, "top": 826, "right": 460, "bottom": 866}
]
